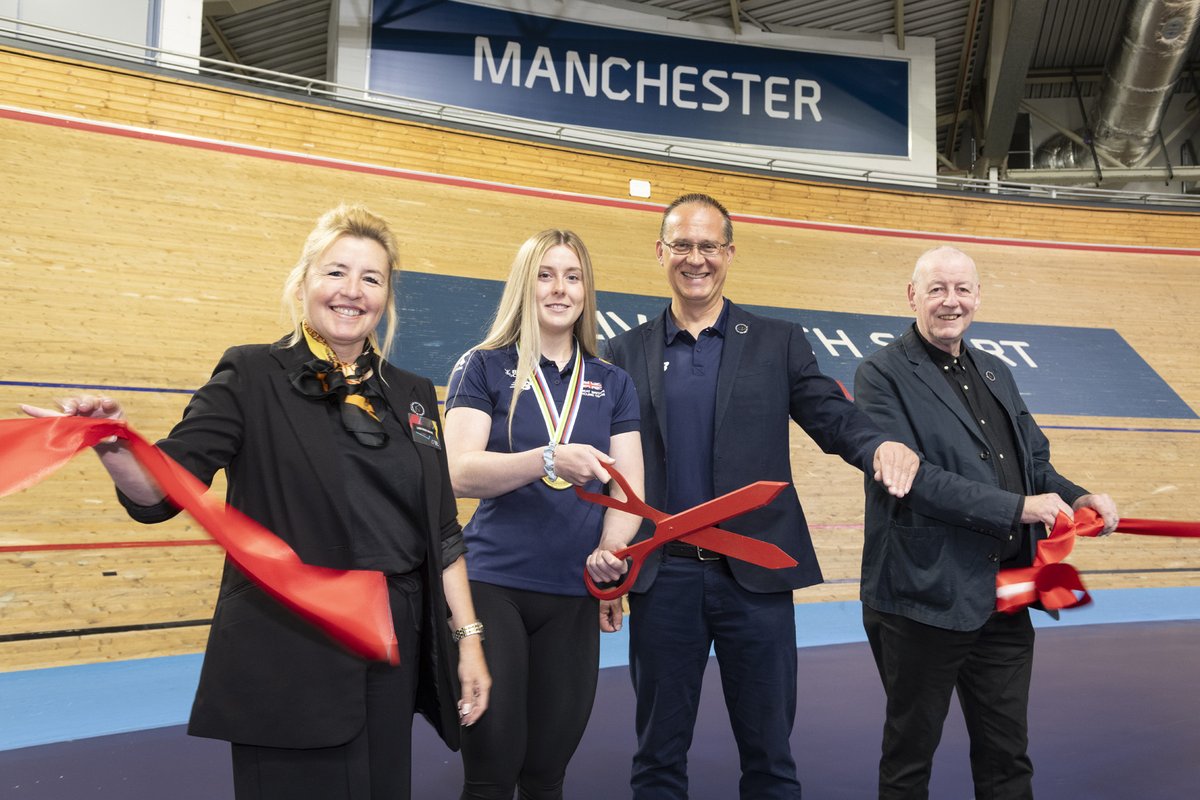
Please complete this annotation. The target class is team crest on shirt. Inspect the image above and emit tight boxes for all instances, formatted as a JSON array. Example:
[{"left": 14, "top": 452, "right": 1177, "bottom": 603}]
[
  {"left": 580, "top": 379, "right": 606, "bottom": 398},
  {"left": 504, "top": 368, "right": 533, "bottom": 390}
]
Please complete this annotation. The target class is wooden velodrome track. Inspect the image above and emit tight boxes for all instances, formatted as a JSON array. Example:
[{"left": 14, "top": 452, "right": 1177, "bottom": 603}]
[{"left": 1, "top": 45, "right": 1199, "bottom": 673}]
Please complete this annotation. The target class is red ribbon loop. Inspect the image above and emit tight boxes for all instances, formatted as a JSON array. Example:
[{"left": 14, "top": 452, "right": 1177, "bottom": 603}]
[
  {"left": 0, "top": 416, "right": 398, "bottom": 664},
  {"left": 995, "top": 507, "right": 1200, "bottom": 615},
  {"left": 996, "top": 510, "right": 1091, "bottom": 614}
]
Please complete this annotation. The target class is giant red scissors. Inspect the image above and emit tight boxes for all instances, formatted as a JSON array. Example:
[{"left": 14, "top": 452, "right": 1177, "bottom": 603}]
[{"left": 575, "top": 466, "right": 798, "bottom": 600}]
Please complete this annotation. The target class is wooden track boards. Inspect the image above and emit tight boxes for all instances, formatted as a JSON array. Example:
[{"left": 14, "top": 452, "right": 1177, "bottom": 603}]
[{"left": 2, "top": 48, "right": 1198, "bottom": 670}]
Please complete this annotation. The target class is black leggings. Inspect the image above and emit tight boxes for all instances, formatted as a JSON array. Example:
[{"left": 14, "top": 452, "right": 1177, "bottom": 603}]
[{"left": 460, "top": 581, "right": 600, "bottom": 800}]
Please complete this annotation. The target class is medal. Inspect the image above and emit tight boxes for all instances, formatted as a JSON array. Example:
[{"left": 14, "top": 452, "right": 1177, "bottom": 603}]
[{"left": 527, "top": 343, "right": 585, "bottom": 491}]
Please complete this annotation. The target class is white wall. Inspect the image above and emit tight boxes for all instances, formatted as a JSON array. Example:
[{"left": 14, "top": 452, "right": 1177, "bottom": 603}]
[
  {"left": 0, "top": 0, "right": 202, "bottom": 67},
  {"left": 2, "top": 0, "right": 150, "bottom": 58},
  {"left": 158, "top": 0, "right": 203, "bottom": 71}
]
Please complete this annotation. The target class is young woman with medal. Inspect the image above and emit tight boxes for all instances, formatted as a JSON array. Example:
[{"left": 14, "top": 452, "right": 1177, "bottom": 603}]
[
  {"left": 444, "top": 229, "right": 644, "bottom": 800},
  {"left": 23, "top": 205, "right": 490, "bottom": 800}
]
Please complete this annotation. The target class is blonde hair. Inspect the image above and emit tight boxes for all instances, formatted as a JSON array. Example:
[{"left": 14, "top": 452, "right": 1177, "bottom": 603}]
[
  {"left": 281, "top": 203, "right": 400, "bottom": 361},
  {"left": 466, "top": 229, "right": 598, "bottom": 442}
]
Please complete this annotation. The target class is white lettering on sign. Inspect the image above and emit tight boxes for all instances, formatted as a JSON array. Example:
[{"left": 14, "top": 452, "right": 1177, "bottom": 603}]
[
  {"left": 870, "top": 332, "right": 896, "bottom": 348},
  {"left": 811, "top": 327, "right": 863, "bottom": 358},
  {"left": 473, "top": 36, "right": 824, "bottom": 122},
  {"left": 970, "top": 339, "right": 1039, "bottom": 368}
]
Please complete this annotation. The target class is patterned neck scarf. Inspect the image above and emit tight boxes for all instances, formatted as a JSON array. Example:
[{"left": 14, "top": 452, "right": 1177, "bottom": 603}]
[{"left": 289, "top": 321, "right": 388, "bottom": 447}]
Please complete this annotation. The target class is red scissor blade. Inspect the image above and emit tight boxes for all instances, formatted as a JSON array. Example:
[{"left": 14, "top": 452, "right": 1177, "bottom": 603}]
[
  {"left": 656, "top": 481, "right": 788, "bottom": 541},
  {"left": 681, "top": 527, "right": 797, "bottom": 569},
  {"left": 574, "top": 466, "right": 666, "bottom": 522}
]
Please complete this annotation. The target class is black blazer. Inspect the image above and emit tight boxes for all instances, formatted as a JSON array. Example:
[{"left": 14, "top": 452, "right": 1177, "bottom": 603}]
[
  {"left": 121, "top": 339, "right": 463, "bottom": 749},
  {"left": 605, "top": 302, "right": 888, "bottom": 593},
  {"left": 854, "top": 327, "right": 1087, "bottom": 631}
]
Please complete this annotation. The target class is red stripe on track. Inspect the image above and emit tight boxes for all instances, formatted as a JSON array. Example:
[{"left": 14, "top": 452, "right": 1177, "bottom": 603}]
[
  {"left": 0, "top": 539, "right": 217, "bottom": 553},
  {"left": 0, "top": 106, "right": 659, "bottom": 213},
  {"left": 737, "top": 214, "right": 1200, "bottom": 256},
  {"left": 3, "top": 105, "right": 1198, "bottom": 257}
]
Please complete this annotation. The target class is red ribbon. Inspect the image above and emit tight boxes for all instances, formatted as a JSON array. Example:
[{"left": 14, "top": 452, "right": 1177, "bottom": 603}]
[
  {"left": 995, "top": 507, "right": 1200, "bottom": 614},
  {"left": 0, "top": 416, "right": 398, "bottom": 664}
]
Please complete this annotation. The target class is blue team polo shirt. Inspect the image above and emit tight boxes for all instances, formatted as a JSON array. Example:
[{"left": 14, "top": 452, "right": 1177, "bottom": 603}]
[
  {"left": 445, "top": 343, "right": 640, "bottom": 595},
  {"left": 662, "top": 300, "right": 728, "bottom": 514}
]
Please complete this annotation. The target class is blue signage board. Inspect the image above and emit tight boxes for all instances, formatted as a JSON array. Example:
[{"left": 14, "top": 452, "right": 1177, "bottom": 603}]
[
  {"left": 369, "top": 0, "right": 910, "bottom": 156},
  {"left": 389, "top": 271, "right": 1194, "bottom": 420}
]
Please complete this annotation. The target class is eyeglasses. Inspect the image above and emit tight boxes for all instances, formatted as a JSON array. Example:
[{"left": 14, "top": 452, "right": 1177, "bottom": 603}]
[{"left": 664, "top": 240, "right": 729, "bottom": 256}]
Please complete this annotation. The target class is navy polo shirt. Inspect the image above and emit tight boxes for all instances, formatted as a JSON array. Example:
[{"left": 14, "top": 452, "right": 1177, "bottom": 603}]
[
  {"left": 662, "top": 300, "right": 728, "bottom": 514},
  {"left": 445, "top": 344, "right": 640, "bottom": 595}
]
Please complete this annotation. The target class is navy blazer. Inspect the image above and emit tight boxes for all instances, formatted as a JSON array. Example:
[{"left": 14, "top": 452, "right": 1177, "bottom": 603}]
[
  {"left": 605, "top": 301, "right": 888, "bottom": 593},
  {"left": 121, "top": 339, "right": 464, "bottom": 750},
  {"left": 854, "top": 327, "right": 1087, "bottom": 631}
]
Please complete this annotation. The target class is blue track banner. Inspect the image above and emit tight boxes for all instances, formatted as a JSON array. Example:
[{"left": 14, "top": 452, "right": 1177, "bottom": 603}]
[
  {"left": 390, "top": 272, "right": 1195, "bottom": 420},
  {"left": 369, "top": 0, "right": 910, "bottom": 156}
]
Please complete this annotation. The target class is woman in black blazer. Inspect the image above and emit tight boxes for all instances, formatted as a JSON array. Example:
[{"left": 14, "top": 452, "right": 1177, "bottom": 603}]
[{"left": 22, "top": 204, "right": 491, "bottom": 799}]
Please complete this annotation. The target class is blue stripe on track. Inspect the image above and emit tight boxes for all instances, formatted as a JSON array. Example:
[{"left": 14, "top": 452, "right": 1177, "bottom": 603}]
[{"left": 6, "top": 587, "right": 1197, "bottom": 752}]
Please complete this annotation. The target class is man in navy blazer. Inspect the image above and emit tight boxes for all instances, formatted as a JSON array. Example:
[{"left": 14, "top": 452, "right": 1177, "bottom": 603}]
[
  {"left": 853, "top": 246, "right": 1118, "bottom": 799},
  {"left": 602, "top": 193, "right": 919, "bottom": 799}
]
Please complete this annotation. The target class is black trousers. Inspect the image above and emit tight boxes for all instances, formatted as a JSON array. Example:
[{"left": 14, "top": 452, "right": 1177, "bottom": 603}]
[
  {"left": 460, "top": 581, "right": 600, "bottom": 800},
  {"left": 863, "top": 605, "right": 1036, "bottom": 800},
  {"left": 231, "top": 574, "right": 423, "bottom": 800}
]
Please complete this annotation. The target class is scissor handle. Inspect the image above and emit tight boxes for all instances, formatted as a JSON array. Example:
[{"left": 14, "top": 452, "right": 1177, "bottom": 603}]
[
  {"left": 584, "top": 523, "right": 682, "bottom": 599},
  {"left": 584, "top": 555, "right": 641, "bottom": 600},
  {"left": 576, "top": 465, "right": 656, "bottom": 600}
]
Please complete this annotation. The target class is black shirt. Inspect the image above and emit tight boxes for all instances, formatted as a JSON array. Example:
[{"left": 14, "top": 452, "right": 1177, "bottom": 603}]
[
  {"left": 332, "top": 376, "right": 430, "bottom": 574},
  {"left": 916, "top": 326, "right": 1026, "bottom": 562}
]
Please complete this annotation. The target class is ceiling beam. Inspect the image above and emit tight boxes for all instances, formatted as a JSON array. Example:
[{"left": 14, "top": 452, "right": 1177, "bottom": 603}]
[
  {"left": 739, "top": 6, "right": 770, "bottom": 32},
  {"left": 1018, "top": 100, "right": 1124, "bottom": 169},
  {"left": 944, "top": 0, "right": 986, "bottom": 163},
  {"left": 1006, "top": 165, "right": 1200, "bottom": 185},
  {"left": 202, "top": 14, "right": 243, "bottom": 68},
  {"left": 729, "top": 0, "right": 742, "bottom": 35},
  {"left": 1134, "top": 106, "right": 1200, "bottom": 169},
  {"left": 972, "top": 0, "right": 1048, "bottom": 177},
  {"left": 202, "top": 0, "right": 277, "bottom": 15},
  {"left": 894, "top": 0, "right": 905, "bottom": 50}
]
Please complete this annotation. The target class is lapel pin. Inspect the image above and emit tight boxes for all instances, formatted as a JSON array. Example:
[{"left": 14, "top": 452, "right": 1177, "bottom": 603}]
[
  {"left": 984, "top": 370, "right": 996, "bottom": 382},
  {"left": 410, "top": 400, "right": 425, "bottom": 416},
  {"left": 735, "top": 323, "right": 749, "bottom": 334}
]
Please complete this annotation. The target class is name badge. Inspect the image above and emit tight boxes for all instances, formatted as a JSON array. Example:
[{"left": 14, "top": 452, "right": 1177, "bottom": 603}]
[{"left": 408, "top": 413, "right": 442, "bottom": 450}]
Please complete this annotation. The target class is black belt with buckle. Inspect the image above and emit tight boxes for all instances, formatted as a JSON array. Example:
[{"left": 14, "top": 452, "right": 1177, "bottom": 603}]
[{"left": 664, "top": 542, "right": 725, "bottom": 561}]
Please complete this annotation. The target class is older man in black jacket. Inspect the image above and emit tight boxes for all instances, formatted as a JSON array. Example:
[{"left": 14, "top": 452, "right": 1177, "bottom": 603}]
[{"left": 853, "top": 245, "right": 1118, "bottom": 799}]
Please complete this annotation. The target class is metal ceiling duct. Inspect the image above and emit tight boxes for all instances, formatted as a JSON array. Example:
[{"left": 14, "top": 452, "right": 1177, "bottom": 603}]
[{"left": 1034, "top": 0, "right": 1200, "bottom": 169}]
